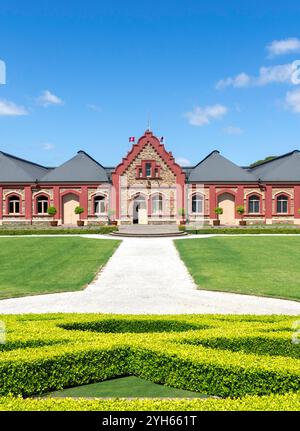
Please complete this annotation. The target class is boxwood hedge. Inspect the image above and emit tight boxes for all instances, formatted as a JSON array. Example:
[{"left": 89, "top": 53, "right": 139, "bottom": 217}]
[
  {"left": 0, "top": 314, "right": 299, "bottom": 410},
  {"left": 0, "top": 226, "right": 117, "bottom": 235},
  {"left": 180, "top": 226, "right": 300, "bottom": 234}
]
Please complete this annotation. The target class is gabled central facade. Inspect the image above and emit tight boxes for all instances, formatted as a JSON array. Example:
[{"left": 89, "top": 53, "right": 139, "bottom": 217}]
[
  {"left": 112, "top": 130, "right": 185, "bottom": 224},
  {"left": 0, "top": 129, "right": 300, "bottom": 226}
]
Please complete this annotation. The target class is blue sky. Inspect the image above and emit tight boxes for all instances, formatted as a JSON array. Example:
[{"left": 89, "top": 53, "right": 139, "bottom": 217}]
[{"left": 1, "top": 1, "right": 300, "bottom": 167}]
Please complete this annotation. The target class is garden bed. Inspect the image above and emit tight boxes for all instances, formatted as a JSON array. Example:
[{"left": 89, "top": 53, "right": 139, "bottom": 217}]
[{"left": 0, "top": 314, "right": 299, "bottom": 410}]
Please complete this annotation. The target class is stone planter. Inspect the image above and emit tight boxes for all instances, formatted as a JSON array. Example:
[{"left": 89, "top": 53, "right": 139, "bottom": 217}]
[
  {"left": 50, "top": 220, "right": 58, "bottom": 227},
  {"left": 77, "top": 220, "right": 84, "bottom": 227},
  {"left": 239, "top": 220, "right": 247, "bottom": 226},
  {"left": 109, "top": 220, "right": 118, "bottom": 226},
  {"left": 213, "top": 219, "right": 220, "bottom": 226}
]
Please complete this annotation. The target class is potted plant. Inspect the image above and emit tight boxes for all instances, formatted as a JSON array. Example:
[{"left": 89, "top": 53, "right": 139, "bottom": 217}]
[
  {"left": 178, "top": 208, "right": 186, "bottom": 225},
  {"left": 47, "top": 206, "right": 58, "bottom": 226},
  {"left": 75, "top": 206, "right": 85, "bottom": 226},
  {"left": 108, "top": 209, "right": 117, "bottom": 226},
  {"left": 213, "top": 207, "right": 223, "bottom": 226},
  {"left": 236, "top": 205, "right": 246, "bottom": 226}
]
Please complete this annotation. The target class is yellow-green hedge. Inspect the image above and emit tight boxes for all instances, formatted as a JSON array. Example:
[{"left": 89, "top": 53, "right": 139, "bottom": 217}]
[{"left": 0, "top": 314, "right": 299, "bottom": 410}]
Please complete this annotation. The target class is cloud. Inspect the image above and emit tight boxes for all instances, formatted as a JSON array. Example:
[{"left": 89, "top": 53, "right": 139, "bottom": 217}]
[
  {"left": 42, "top": 143, "right": 55, "bottom": 150},
  {"left": 216, "top": 63, "right": 295, "bottom": 89},
  {"left": 184, "top": 104, "right": 228, "bottom": 126},
  {"left": 216, "top": 73, "right": 251, "bottom": 89},
  {"left": 37, "top": 90, "right": 64, "bottom": 107},
  {"left": 0, "top": 99, "right": 28, "bottom": 116},
  {"left": 176, "top": 157, "right": 191, "bottom": 166},
  {"left": 266, "top": 38, "right": 300, "bottom": 57},
  {"left": 87, "top": 103, "right": 102, "bottom": 112},
  {"left": 223, "top": 126, "right": 244, "bottom": 135},
  {"left": 285, "top": 87, "right": 300, "bottom": 113}
]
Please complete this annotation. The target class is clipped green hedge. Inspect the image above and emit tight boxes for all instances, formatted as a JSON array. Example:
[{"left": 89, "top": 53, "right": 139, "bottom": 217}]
[
  {"left": 180, "top": 226, "right": 300, "bottom": 234},
  {"left": 0, "top": 227, "right": 117, "bottom": 235},
  {"left": 0, "top": 314, "right": 300, "bottom": 410}
]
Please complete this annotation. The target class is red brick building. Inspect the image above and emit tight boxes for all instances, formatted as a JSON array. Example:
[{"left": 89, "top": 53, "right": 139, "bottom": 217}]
[{"left": 1, "top": 129, "right": 300, "bottom": 226}]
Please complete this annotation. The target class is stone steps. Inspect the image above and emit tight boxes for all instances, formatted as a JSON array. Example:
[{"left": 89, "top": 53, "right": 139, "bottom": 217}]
[{"left": 110, "top": 224, "right": 187, "bottom": 238}]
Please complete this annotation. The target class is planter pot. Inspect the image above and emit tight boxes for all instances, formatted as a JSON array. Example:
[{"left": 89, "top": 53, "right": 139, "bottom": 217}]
[
  {"left": 77, "top": 220, "right": 84, "bottom": 227},
  {"left": 109, "top": 221, "right": 118, "bottom": 226},
  {"left": 239, "top": 220, "right": 247, "bottom": 226},
  {"left": 213, "top": 219, "right": 220, "bottom": 226},
  {"left": 50, "top": 220, "right": 58, "bottom": 227},
  {"left": 180, "top": 220, "right": 186, "bottom": 226}
]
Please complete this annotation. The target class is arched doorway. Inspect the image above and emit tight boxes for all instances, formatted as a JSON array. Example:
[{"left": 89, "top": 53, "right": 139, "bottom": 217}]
[
  {"left": 217, "top": 192, "right": 235, "bottom": 225},
  {"left": 62, "top": 193, "right": 80, "bottom": 225},
  {"left": 133, "top": 195, "right": 147, "bottom": 224}
]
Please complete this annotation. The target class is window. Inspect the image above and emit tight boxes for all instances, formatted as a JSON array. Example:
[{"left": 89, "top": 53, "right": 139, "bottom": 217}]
[
  {"left": 8, "top": 195, "right": 20, "bottom": 214},
  {"left": 94, "top": 195, "right": 106, "bottom": 214},
  {"left": 192, "top": 194, "right": 203, "bottom": 213},
  {"left": 36, "top": 195, "right": 48, "bottom": 214},
  {"left": 152, "top": 194, "right": 163, "bottom": 214},
  {"left": 276, "top": 194, "right": 288, "bottom": 213},
  {"left": 248, "top": 195, "right": 260, "bottom": 214},
  {"left": 138, "top": 168, "right": 142, "bottom": 178},
  {"left": 145, "top": 162, "right": 152, "bottom": 177}
]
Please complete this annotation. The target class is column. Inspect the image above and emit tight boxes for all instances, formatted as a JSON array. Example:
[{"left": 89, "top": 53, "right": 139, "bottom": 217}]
[
  {"left": 53, "top": 186, "right": 60, "bottom": 221},
  {"left": 24, "top": 186, "right": 32, "bottom": 222},
  {"left": 80, "top": 186, "right": 88, "bottom": 220},
  {"left": 209, "top": 185, "right": 216, "bottom": 219},
  {"left": 265, "top": 185, "right": 272, "bottom": 223}
]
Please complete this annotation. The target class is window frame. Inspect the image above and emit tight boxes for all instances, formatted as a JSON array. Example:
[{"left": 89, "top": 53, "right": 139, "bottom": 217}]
[
  {"left": 151, "top": 193, "right": 163, "bottom": 214},
  {"left": 276, "top": 194, "right": 289, "bottom": 214},
  {"left": 248, "top": 194, "right": 261, "bottom": 214},
  {"left": 191, "top": 193, "right": 204, "bottom": 214},
  {"left": 93, "top": 195, "right": 106, "bottom": 214},
  {"left": 7, "top": 194, "right": 21, "bottom": 215}
]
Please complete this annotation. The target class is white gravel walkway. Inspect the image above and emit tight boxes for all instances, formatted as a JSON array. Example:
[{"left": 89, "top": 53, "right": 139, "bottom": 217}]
[{"left": 0, "top": 235, "right": 299, "bottom": 315}]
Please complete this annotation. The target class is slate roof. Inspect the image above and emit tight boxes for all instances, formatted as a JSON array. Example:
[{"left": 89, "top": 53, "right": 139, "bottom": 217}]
[
  {"left": 188, "top": 150, "right": 257, "bottom": 182},
  {"left": 249, "top": 150, "right": 300, "bottom": 181},
  {"left": 0, "top": 151, "right": 50, "bottom": 182},
  {"left": 41, "top": 151, "right": 109, "bottom": 182}
]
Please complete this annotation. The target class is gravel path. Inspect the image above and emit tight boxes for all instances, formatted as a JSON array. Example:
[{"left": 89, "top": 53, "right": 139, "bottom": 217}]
[{"left": 0, "top": 235, "right": 299, "bottom": 315}]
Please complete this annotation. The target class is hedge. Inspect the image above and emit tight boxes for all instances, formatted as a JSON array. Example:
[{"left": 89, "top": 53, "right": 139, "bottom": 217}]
[
  {"left": 0, "top": 314, "right": 299, "bottom": 410},
  {"left": 180, "top": 226, "right": 300, "bottom": 235},
  {"left": 0, "top": 227, "right": 117, "bottom": 235}
]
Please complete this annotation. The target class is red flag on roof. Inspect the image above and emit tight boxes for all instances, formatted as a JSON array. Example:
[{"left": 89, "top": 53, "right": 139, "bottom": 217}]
[{"left": 129, "top": 137, "right": 135, "bottom": 142}]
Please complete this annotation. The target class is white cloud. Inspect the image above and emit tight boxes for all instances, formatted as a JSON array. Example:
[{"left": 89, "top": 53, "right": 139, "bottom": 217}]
[
  {"left": 184, "top": 104, "right": 228, "bottom": 126},
  {"left": 176, "top": 157, "right": 191, "bottom": 166},
  {"left": 42, "top": 143, "right": 55, "bottom": 150},
  {"left": 87, "top": 103, "right": 102, "bottom": 112},
  {"left": 0, "top": 99, "right": 28, "bottom": 116},
  {"left": 216, "top": 63, "right": 295, "bottom": 89},
  {"left": 223, "top": 126, "right": 244, "bottom": 135},
  {"left": 216, "top": 73, "right": 251, "bottom": 89},
  {"left": 285, "top": 87, "right": 300, "bottom": 113},
  {"left": 266, "top": 38, "right": 300, "bottom": 57},
  {"left": 37, "top": 90, "right": 64, "bottom": 107}
]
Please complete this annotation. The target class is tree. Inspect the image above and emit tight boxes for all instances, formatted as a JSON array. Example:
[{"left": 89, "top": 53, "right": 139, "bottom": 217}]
[
  {"left": 214, "top": 207, "right": 223, "bottom": 219},
  {"left": 249, "top": 156, "right": 276, "bottom": 168}
]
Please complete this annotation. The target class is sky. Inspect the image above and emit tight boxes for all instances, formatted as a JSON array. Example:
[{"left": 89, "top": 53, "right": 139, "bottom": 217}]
[{"left": 1, "top": 1, "right": 300, "bottom": 167}]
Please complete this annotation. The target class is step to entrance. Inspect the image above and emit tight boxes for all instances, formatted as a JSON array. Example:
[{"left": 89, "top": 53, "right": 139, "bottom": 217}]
[{"left": 110, "top": 224, "right": 187, "bottom": 238}]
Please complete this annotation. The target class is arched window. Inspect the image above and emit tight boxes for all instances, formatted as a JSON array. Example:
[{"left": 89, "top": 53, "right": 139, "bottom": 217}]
[
  {"left": 248, "top": 195, "right": 260, "bottom": 214},
  {"left": 36, "top": 195, "right": 49, "bottom": 214},
  {"left": 8, "top": 195, "right": 20, "bottom": 214},
  {"left": 152, "top": 194, "right": 163, "bottom": 214},
  {"left": 192, "top": 193, "right": 204, "bottom": 213},
  {"left": 276, "top": 194, "right": 288, "bottom": 213},
  {"left": 94, "top": 195, "right": 106, "bottom": 214}
]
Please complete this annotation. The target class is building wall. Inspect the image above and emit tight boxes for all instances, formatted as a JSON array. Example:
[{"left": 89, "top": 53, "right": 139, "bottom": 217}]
[{"left": 0, "top": 182, "right": 300, "bottom": 226}]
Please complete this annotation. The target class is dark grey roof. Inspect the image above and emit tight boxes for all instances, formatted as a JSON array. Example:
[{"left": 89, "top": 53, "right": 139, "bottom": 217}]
[
  {"left": 41, "top": 150, "right": 108, "bottom": 182},
  {"left": 249, "top": 150, "right": 300, "bottom": 181},
  {"left": 188, "top": 150, "right": 257, "bottom": 182},
  {"left": 0, "top": 151, "right": 50, "bottom": 182}
]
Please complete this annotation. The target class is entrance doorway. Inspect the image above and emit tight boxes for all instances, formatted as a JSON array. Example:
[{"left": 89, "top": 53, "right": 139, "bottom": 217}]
[
  {"left": 217, "top": 192, "right": 235, "bottom": 225},
  {"left": 62, "top": 193, "right": 80, "bottom": 225},
  {"left": 133, "top": 195, "right": 147, "bottom": 224}
]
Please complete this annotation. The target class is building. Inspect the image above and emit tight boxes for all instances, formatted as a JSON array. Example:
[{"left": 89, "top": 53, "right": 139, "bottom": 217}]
[{"left": 1, "top": 129, "right": 300, "bottom": 226}]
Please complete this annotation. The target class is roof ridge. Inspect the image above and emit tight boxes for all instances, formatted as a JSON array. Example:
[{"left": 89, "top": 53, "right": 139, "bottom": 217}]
[
  {"left": 0, "top": 150, "right": 50, "bottom": 169},
  {"left": 76, "top": 150, "right": 106, "bottom": 170},
  {"left": 249, "top": 150, "right": 300, "bottom": 169},
  {"left": 191, "top": 150, "right": 220, "bottom": 169}
]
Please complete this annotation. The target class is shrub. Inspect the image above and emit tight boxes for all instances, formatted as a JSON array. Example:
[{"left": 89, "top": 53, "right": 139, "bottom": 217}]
[
  {"left": 0, "top": 313, "right": 300, "bottom": 410},
  {"left": 0, "top": 227, "right": 118, "bottom": 235},
  {"left": 47, "top": 206, "right": 57, "bottom": 217},
  {"left": 74, "top": 206, "right": 84, "bottom": 215}
]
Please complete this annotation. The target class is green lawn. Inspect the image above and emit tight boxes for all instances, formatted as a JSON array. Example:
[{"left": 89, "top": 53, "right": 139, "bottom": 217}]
[
  {"left": 45, "top": 376, "right": 206, "bottom": 398},
  {"left": 0, "top": 237, "right": 120, "bottom": 299},
  {"left": 175, "top": 237, "right": 300, "bottom": 301}
]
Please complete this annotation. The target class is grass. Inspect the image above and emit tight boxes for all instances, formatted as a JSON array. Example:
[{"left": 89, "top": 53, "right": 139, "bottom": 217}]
[
  {"left": 0, "top": 237, "right": 120, "bottom": 299},
  {"left": 44, "top": 376, "right": 206, "bottom": 398},
  {"left": 175, "top": 237, "right": 300, "bottom": 301}
]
